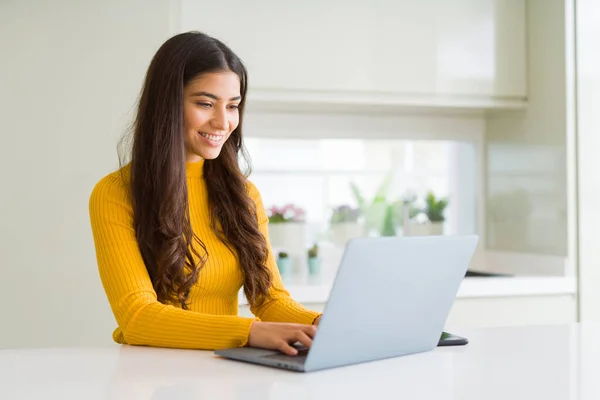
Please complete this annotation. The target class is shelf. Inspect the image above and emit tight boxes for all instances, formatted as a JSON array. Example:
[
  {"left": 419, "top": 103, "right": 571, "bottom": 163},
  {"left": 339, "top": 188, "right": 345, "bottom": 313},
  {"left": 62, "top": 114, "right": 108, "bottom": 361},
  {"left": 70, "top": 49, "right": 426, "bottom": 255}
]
[
  {"left": 245, "top": 88, "right": 529, "bottom": 115},
  {"left": 250, "top": 169, "right": 392, "bottom": 176}
]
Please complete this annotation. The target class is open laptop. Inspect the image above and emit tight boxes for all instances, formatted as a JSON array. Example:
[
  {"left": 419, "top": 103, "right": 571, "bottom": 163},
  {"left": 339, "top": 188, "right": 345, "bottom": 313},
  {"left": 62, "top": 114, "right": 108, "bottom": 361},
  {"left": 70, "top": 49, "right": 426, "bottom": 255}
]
[{"left": 215, "top": 234, "right": 479, "bottom": 372}]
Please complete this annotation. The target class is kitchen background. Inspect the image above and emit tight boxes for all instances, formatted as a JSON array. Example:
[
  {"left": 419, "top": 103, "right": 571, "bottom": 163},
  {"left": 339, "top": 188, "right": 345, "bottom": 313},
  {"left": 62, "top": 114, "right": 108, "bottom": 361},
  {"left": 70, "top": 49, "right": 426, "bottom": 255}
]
[{"left": 2, "top": 0, "right": 599, "bottom": 348}]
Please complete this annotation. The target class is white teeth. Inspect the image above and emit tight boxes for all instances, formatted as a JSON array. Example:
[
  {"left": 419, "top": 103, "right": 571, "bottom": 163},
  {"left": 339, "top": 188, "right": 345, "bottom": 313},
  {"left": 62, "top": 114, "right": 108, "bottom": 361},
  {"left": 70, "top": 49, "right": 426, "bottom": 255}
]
[{"left": 200, "top": 132, "right": 221, "bottom": 141}]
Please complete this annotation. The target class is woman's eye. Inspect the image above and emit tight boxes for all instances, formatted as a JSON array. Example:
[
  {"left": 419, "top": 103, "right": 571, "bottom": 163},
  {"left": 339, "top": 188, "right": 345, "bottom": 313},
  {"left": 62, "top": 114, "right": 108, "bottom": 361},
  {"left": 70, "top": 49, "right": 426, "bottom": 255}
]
[
  {"left": 196, "top": 102, "right": 211, "bottom": 108},
  {"left": 228, "top": 104, "right": 239, "bottom": 110}
]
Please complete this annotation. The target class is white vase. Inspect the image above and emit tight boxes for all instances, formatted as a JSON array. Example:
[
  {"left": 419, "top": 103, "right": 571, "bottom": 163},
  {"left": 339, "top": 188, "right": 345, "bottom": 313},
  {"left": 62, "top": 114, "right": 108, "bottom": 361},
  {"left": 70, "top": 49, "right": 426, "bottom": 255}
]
[
  {"left": 407, "top": 221, "right": 444, "bottom": 236},
  {"left": 330, "top": 222, "right": 365, "bottom": 245},
  {"left": 267, "top": 222, "right": 307, "bottom": 250}
]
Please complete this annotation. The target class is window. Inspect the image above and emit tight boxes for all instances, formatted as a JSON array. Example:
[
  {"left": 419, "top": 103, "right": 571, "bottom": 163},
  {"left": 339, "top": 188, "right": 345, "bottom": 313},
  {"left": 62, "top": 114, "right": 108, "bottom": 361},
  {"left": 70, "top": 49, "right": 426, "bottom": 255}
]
[{"left": 245, "top": 137, "right": 478, "bottom": 245}]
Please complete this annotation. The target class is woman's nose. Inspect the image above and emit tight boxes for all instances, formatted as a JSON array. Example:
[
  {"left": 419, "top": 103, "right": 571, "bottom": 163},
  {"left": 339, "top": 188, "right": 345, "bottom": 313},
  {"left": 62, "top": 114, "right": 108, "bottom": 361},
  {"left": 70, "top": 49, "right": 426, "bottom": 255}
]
[{"left": 210, "top": 108, "right": 229, "bottom": 131}]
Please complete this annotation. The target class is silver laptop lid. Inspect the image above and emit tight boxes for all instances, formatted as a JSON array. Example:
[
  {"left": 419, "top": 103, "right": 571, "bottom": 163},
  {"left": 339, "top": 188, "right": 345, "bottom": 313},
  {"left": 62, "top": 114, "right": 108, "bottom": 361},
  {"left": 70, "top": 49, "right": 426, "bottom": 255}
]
[{"left": 304, "top": 235, "right": 478, "bottom": 372}]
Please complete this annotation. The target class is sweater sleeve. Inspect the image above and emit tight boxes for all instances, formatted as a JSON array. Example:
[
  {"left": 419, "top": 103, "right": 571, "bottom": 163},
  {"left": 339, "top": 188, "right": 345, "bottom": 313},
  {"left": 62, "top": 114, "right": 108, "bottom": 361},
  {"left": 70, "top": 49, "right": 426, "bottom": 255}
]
[
  {"left": 246, "top": 182, "right": 322, "bottom": 325},
  {"left": 89, "top": 173, "right": 258, "bottom": 350}
]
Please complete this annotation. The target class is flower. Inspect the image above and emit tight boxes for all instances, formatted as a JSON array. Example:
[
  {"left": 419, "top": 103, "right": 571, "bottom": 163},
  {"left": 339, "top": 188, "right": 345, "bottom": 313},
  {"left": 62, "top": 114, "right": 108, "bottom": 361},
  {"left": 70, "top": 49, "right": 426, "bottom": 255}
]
[
  {"left": 330, "top": 204, "right": 361, "bottom": 224},
  {"left": 267, "top": 203, "right": 306, "bottom": 223}
]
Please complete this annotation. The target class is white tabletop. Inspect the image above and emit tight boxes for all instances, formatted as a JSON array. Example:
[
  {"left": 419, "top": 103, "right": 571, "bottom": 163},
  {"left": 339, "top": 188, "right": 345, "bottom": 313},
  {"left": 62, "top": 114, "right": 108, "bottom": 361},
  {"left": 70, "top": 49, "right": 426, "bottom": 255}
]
[{"left": 2, "top": 323, "right": 599, "bottom": 399}]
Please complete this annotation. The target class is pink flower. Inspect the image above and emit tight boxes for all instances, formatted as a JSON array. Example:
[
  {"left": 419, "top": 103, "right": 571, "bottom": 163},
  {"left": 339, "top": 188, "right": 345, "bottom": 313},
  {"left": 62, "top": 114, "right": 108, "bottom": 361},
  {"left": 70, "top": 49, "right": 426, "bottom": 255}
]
[
  {"left": 267, "top": 203, "right": 306, "bottom": 222},
  {"left": 267, "top": 205, "right": 282, "bottom": 216},
  {"left": 294, "top": 208, "right": 306, "bottom": 222}
]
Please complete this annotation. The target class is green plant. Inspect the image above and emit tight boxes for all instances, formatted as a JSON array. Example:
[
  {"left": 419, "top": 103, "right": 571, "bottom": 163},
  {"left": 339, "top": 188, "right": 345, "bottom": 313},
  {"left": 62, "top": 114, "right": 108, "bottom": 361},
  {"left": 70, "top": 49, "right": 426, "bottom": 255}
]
[
  {"left": 424, "top": 191, "right": 449, "bottom": 222},
  {"left": 307, "top": 244, "right": 318, "bottom": 258},
  {"left": 381, "top": 204, "right": 397, "bottom": 236},
  {"left": 388, "top": 199, "right": 420, "bottom": 226},
  {"left": 350, "top": 171, "right": 394, "bottom": 234},
  {"left": 330, "top": 205, "right": 360, "bottom": 224},
  {"left": 278, "top": 251, "right": 289, "bottom": 259}
]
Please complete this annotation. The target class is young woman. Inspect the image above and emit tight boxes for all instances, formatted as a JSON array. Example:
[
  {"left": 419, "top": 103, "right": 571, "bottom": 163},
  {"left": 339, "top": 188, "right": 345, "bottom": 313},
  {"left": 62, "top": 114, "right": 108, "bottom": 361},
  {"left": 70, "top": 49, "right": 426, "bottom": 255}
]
[{"left": 89, "top": 31, "right": 321, "bottom": 356}]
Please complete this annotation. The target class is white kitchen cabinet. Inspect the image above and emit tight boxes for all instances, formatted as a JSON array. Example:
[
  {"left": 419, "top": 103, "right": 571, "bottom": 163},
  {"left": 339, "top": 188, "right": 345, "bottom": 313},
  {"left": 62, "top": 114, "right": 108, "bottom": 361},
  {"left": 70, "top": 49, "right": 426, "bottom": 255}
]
[
  {"left": 238, "top": 277, "right": 578, "bottom": 329},
  {"left": 239, "top": 295, "right": 577, "bottom": 329},
  {"left": 178, "top": 0, "right": 526, "bottom": 108}
]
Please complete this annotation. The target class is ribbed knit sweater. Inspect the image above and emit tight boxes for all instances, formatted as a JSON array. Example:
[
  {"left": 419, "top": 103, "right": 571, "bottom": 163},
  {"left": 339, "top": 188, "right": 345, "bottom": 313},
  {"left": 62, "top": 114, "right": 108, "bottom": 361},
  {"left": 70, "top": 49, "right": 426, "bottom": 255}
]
[{"left": 89, "top": 160, "right": 320, "bottom": 350}]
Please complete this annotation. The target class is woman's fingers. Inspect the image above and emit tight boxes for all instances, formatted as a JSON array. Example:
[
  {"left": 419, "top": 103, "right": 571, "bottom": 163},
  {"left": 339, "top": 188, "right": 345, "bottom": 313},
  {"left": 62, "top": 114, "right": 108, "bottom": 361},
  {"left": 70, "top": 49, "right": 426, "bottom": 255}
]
[
  {"left": 278, "top": 340, "right": 298, "bottom": 356},
  {"left": 301, "top": 324, "right": 318, "bottom": 339},
  {"left": 247, "top": 321, "right": 319, "bottom": 355},
  {"left": 293, "top": 331, "right": 313, "bottom": 350}
]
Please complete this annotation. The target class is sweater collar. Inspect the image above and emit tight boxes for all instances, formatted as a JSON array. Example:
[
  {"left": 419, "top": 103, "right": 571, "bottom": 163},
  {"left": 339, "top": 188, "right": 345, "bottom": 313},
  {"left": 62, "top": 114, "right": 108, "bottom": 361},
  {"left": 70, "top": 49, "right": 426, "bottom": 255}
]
[{"left": 185, "top": 159, "right": 205, "bottom": 178}]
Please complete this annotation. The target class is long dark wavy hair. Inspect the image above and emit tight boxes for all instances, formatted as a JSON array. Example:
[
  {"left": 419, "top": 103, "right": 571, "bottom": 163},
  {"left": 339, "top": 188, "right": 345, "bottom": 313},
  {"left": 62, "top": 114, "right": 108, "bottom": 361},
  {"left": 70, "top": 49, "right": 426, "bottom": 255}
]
[{"left": 119, "top": 31, "right": 271, "bottom": 309}]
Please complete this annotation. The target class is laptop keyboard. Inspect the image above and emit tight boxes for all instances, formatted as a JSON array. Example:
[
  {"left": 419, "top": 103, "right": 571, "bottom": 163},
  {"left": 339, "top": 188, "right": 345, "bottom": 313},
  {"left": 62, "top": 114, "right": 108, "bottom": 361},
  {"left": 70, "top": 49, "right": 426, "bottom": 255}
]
[{"left": 262, "top": 347, "right": 309, "bottom": 364}]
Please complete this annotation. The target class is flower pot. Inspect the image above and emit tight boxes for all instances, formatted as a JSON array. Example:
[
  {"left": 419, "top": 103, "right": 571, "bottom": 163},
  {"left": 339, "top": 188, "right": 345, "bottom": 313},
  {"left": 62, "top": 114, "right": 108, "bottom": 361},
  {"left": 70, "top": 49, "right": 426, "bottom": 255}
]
[
  {"left": 307, "top": 257, "right": 321, "bottom": 276},
  {"left": 408, "top": 221, "right": 444, "bottom": 236},
  {"left": 268, "top": 222, "right": 307, "bottom": 250},
  {"left": 276, "top": 257, "right": 292, "bottom": 278},
  {"left": 330, "top": 222, "right": 365, "bottom": 245}
]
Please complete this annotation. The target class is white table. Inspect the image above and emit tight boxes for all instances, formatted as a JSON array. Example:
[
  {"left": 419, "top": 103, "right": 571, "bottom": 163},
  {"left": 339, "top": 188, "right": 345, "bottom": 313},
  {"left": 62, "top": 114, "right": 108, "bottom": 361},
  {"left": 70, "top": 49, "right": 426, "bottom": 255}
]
[{"left": 2, "top": 323, "right": 599, "bottom": 399}]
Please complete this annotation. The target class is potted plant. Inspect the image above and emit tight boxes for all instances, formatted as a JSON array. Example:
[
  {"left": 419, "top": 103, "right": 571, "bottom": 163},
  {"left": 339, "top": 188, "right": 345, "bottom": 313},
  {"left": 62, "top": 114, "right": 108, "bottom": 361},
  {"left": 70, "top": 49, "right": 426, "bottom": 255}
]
[
  {"left": 276, "top": 251, "right": 292, "bottom": 279},
  {"left": 306, "top": 244, "right": 321, "bottom": 276},
  {"left": 329, "top": 205, "right": 364, "bottom": 244},
  {"left": 266, "top": 204, "right": 307, "bottom": 251},
  {"left": 350, "top": 171, "right": 394, "bottom": 236},
  {"left": 397, "top": 196, "right": 420, "bottom": 235},
  {"left": 381, "top": 202, "right": 398, "bottom": 237},
  {"left": 410, "top": 192, "right": 448, "bottom": 236}
]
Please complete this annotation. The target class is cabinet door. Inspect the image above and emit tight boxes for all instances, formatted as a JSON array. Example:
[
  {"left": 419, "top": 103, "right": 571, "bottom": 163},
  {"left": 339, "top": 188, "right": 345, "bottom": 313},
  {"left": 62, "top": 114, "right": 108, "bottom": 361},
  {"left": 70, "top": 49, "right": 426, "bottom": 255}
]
[{"left": 179, "top": 0, "right": 525, "bottom": 99}]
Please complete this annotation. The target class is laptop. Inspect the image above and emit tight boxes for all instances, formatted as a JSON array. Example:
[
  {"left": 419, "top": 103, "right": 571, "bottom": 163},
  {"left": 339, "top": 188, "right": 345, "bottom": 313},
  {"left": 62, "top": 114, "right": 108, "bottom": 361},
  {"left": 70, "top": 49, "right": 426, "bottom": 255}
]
[{"left": 215, "top": 234, "right": 479, "bottom": 372}]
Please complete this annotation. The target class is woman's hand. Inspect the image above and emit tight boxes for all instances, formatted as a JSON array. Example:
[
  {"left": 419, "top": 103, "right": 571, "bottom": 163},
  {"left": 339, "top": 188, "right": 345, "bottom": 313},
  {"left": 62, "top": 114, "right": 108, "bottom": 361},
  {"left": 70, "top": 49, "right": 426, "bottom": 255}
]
[
  {"left": 313, "top": 315, "right": 322, "bottom": 326},
  {"left": 248, "top": 321, "right": 317, "bottom": 355}
]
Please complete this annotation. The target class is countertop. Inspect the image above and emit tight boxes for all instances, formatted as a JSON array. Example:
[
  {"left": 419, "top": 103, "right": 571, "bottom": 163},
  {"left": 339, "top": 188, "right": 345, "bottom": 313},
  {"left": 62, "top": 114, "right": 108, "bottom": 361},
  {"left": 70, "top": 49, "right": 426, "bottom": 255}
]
[
  {"left": 240, "top": 275, "right": 577, "bottom": 305},
  {"left": 1, "top": 323, "right": 598, "bottom": 399}
]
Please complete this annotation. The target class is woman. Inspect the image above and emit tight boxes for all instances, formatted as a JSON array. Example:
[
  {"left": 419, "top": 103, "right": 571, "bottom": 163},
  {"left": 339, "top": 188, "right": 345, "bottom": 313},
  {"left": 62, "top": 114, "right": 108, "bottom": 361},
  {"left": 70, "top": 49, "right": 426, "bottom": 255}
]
[{"left": 89, "top": 31, "right": 321, "bottom": 356}]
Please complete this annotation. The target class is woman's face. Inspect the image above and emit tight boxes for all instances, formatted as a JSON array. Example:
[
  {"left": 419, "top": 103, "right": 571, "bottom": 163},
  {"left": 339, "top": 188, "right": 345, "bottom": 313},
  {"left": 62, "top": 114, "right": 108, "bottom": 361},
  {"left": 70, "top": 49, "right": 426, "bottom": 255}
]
[{"left": 183, "top": 71, "right": 241, "bottom": 162}]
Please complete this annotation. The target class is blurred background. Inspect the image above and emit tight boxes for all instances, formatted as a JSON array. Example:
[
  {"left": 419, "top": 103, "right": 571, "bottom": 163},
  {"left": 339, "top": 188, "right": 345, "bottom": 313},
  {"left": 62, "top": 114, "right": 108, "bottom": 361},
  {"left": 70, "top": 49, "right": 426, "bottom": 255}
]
[{"left": 1, "top": 0, "right": 599, "bottom": 348}]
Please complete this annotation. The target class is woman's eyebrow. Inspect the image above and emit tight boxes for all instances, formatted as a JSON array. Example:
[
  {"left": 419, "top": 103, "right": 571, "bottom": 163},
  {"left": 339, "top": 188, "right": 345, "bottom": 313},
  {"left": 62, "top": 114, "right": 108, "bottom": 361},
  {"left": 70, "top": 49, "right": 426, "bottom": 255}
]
[{"left": 190, "top": 91, "right": 241, "bottom": 101}]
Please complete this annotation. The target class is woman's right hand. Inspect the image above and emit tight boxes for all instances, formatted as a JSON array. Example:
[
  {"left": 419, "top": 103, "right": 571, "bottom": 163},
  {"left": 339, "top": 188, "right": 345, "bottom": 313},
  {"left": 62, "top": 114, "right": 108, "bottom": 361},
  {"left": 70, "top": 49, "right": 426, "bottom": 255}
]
[{"left": 247, "top": 321, "right": 317, "bottom": 356}]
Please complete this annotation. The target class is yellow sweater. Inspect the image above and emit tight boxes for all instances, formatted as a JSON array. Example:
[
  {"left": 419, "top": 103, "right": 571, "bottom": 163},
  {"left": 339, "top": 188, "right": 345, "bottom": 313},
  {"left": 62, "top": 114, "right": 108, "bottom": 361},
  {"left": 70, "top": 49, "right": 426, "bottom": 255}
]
[{"left": 89, "top": 160, "right": 320, "bottom": 350}]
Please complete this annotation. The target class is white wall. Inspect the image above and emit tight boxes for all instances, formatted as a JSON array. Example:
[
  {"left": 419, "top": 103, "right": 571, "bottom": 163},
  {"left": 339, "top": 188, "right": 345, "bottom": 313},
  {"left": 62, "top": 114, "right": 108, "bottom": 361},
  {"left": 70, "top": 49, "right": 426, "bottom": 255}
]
[
  {"left": 484, "top": 0, "right": 570, "bottom": 264},
  {"left": 0, "top": 0, "right": 176, "bottom": 348},
  {"left": 576, "top": 0, "right": 600, "bottom": 322},
  {"left": 0, "top": 0, "right": 586, "bottom": 348}
]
